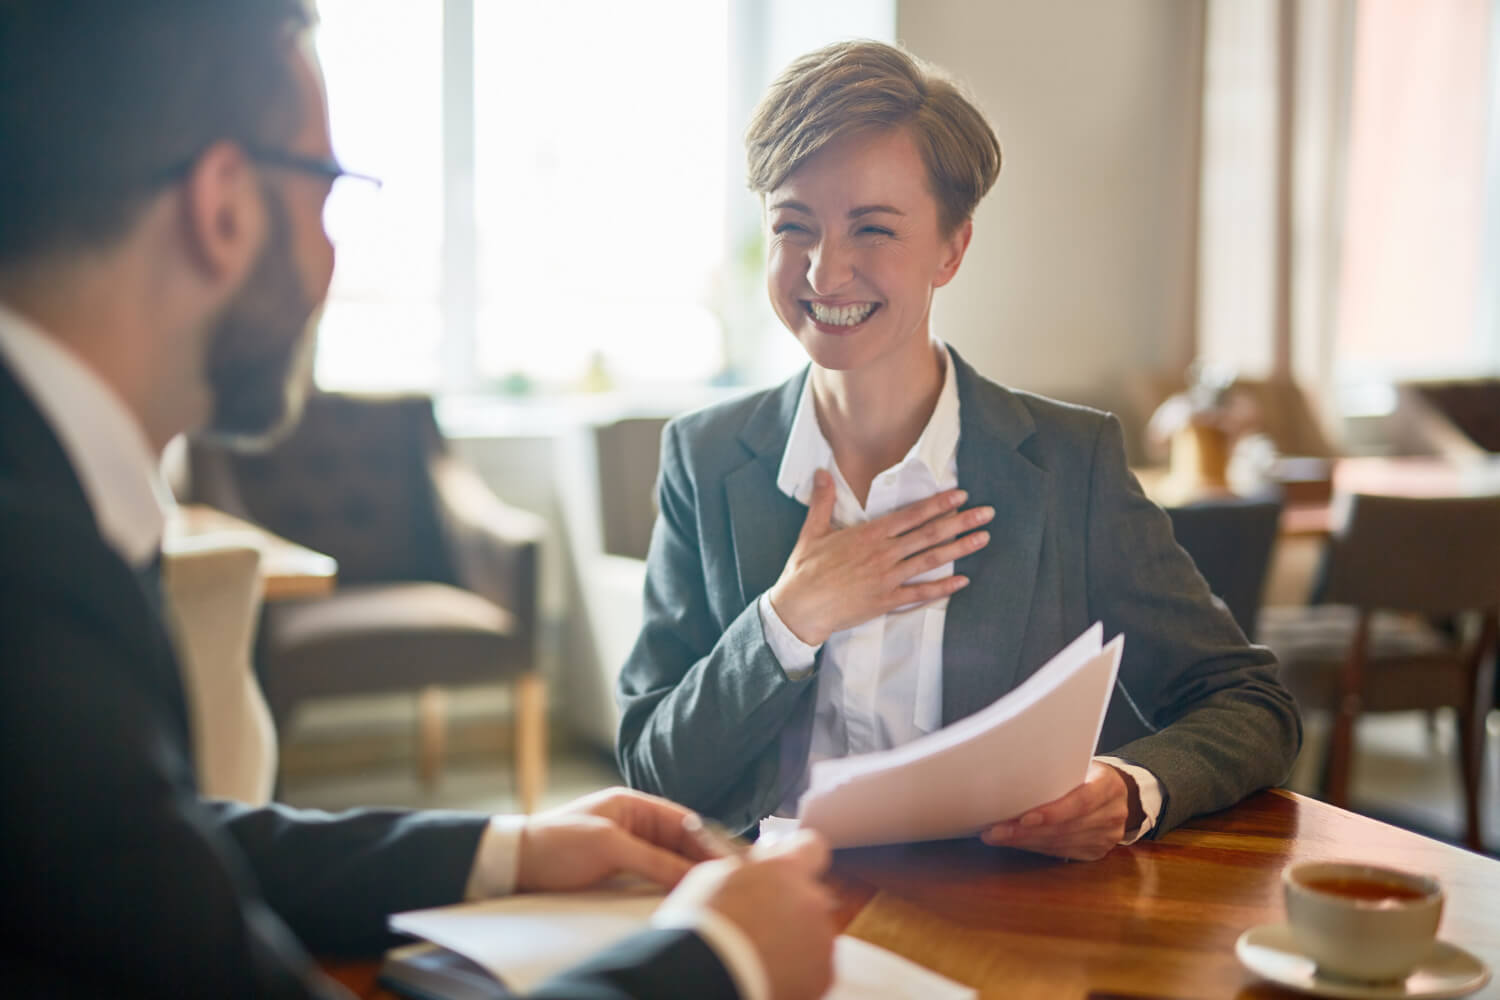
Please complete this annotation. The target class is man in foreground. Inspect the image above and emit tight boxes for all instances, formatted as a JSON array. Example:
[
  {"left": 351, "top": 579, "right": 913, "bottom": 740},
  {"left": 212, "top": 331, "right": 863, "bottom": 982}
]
[{"left": 0, "top": 2, "right": 834, "bottom": 997}]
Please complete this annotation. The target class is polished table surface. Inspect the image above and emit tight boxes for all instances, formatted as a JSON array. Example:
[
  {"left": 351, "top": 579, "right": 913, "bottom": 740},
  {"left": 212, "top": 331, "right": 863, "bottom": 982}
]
[
  {"left": 166, "top": 503, "right": 337, "bottom": 601},
  {"left": 324, "top": 789, "right": 1500, "bottom": 999}
]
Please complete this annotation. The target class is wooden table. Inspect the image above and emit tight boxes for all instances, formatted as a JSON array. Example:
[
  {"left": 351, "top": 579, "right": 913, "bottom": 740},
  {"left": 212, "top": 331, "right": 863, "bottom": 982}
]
[
  {"left": 166, "top": 503, "right": 337, "bottom": 601},
  {"left": 1281, "top": 456, "right": 1500, "bottom": 537},
  {"left": 323, "top": 789, "right": 1500, "bottom": 999}
]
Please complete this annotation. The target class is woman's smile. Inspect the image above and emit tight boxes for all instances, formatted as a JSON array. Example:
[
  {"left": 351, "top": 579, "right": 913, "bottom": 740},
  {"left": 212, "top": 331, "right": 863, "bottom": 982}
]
[{"left": 804, "top": 300, "right": 880, "bottom": 332}]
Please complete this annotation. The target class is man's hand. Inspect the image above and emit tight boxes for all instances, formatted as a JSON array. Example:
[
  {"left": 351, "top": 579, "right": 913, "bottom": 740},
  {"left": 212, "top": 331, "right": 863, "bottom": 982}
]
[
  {"left": 978, "top": 762, "right": 1138, "bottom": 861},
  {"left": 664, "top": 830, "right": 837, "bottom": 1000},
  {"left": 515, "top": 788, "right": 718, "bottom": 892},
  {"left": 767, "top": 469, "right": 994, "bottom": 646}
]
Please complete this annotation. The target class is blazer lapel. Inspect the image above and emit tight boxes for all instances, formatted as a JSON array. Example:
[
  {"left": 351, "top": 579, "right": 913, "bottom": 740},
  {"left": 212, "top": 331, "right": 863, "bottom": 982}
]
[
  {"left": 724, "top": 369, "right": 810, "bottom": 609},
  {"left": 941, "top": 352, "right": 1050, "bottom": 724}
]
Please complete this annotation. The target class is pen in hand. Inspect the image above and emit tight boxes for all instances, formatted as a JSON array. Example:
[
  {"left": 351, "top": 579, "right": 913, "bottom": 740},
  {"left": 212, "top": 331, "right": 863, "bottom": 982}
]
[{"left": 682, "top": 813, "right": 750, "bottom": 859}]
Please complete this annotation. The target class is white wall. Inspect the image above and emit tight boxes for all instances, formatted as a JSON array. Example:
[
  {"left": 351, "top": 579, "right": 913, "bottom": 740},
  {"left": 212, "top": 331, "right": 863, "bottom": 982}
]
[{"left": 897, "top": 1, "right": 1204, "bottom": 434}]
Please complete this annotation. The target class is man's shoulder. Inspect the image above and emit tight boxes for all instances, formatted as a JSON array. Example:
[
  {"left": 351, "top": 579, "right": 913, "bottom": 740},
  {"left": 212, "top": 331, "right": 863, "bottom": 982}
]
[{"left": 0, "top": 479, "right": 141, "bottom": 638}]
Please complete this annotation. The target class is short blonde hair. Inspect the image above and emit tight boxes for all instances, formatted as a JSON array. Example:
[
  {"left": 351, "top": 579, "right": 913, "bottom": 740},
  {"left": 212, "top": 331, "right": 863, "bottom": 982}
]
[{"left": 745, "top": 40, "right": 1001, "bottom": 234}]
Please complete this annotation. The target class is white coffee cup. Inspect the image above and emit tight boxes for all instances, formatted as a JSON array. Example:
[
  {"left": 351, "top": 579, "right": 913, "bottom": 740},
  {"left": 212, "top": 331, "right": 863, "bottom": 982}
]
[{"left": 1283, "top": 860, "right": 1443, "bottom": 982}]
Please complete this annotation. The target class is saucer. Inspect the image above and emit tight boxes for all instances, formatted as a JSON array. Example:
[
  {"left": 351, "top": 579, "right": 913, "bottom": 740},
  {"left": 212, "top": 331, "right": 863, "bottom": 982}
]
[{"left": 1236, "top": 923, "right": 1490, "bottom": 999}]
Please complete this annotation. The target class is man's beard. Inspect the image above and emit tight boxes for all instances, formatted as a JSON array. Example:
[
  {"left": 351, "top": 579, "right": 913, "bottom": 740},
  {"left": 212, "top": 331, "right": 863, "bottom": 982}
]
[{"left": 200, "top": 186, "right": 319, "bottom": 451}]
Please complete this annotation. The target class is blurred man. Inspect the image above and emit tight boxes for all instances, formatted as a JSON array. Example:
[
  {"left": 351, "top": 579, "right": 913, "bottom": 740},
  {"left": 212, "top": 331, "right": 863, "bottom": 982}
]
[{"left": 0, "top": 2, "right": 835, "bottom": 998}]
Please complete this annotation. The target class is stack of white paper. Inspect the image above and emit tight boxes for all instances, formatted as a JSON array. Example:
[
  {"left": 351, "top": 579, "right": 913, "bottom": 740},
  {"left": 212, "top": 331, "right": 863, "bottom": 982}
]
[{"left": 795, "top": 623, "right": 1124, "bottom": 848}]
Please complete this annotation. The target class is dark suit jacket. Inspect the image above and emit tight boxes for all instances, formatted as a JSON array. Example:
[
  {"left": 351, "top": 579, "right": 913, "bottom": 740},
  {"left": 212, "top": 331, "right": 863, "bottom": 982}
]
[
  {"left": 616, "top": 350, "right": 1302, "bottom": 837},
  {"left": 0, "top": 359, "right": 737, "bottom": 999}
]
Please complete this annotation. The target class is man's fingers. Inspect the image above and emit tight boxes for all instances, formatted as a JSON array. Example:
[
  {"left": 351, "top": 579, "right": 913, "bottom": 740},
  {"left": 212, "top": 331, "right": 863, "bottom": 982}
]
[
  {"left": 606, "top": 829, "right": 697, "bottom": 888},
  {"left": 753, "top": 829, "right": 831, "bottom": 876}
]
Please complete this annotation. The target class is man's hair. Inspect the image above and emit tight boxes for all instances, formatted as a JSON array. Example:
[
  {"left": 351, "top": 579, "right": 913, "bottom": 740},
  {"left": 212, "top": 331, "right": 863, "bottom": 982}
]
[
  {"left": 745, "top": 40, "right": 1001, "bottom": 234},
  {"left": 0, "top": 0, "right": 312, "bottom": 267}
]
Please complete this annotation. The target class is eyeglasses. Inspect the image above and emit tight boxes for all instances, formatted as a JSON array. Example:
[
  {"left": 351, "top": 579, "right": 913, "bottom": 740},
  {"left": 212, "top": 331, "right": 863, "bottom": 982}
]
[
  {"left": 244, "top": 146, "right": 383, "bottom": 190},
  {"left": 152, "top": 144, "right": 382, "bottom": 190}
]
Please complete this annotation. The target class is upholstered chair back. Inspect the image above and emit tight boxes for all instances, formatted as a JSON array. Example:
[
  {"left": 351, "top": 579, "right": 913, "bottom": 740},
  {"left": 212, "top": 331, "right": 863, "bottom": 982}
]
[{"left": 192, "top": 393, "right": 454, "bottom": 587}]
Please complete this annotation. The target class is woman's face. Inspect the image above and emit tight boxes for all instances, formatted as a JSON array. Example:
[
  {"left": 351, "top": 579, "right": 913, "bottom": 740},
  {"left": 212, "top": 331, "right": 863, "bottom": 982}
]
[{"left": 765, "top": 126, "right": 971, "bottom": 376}]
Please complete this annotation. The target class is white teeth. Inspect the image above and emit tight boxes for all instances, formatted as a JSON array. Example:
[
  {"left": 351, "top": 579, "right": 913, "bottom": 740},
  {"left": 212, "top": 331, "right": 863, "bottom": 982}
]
[{"left": 808, "top": 301, "right": 876, "bottom": 326}]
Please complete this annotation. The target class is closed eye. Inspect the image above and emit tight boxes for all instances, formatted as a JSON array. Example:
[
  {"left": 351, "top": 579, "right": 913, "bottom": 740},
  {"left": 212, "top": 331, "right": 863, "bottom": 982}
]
[
  {"left": 773, "top": 221, "right": 811, "bottom": 235},
  {"left": 858, "top": 225, "right": 895, "bottom": 237}
]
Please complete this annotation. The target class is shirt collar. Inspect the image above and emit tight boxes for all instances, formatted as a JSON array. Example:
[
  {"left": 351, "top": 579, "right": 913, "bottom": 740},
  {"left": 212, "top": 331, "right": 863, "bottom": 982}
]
[
  {"left": 776, "top": 341, "right": 962, "bottom": 505},
  {"left": 0, "top": 301, "right": 174, "bottom": 567}
]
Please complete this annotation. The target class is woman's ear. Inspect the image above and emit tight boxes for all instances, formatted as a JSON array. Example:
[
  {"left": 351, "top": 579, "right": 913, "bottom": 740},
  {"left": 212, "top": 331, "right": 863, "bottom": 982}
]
[{"left": 932, "top": 218, "right": 973, "bottom": 289}]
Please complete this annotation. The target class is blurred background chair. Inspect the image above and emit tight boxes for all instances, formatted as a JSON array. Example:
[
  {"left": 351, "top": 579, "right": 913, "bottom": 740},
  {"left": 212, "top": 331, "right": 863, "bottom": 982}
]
[
  {"left": 188, "top": 392, "right": 550, "bottom": 811},
  {"left": 553, "top": 416, "right": 667, "bottom": 751},
  {"left": 163, "top": 538, "right": 277, "bottom": 804},
  {"left": 1165, "top": 494, "right": 1284, "bottom": 643},
  {"left": 1257, "top": 493, "right": 1500, "bottom": 850}
]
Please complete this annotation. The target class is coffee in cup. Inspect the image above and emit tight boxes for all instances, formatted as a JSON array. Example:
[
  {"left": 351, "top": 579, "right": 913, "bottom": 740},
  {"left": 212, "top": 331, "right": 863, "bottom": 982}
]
[{"left": 1283, "top": 860, "right": 1443, "bottom": 981}]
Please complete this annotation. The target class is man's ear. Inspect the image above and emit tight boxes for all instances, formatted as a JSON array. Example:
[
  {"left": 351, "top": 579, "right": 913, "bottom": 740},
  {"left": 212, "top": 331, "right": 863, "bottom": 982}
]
[
  {"left": 177, "top": 141, "right": 267, "bottom": 292},
  {"left": 932, "top": 218, "right": 973, "bottom": 289}
]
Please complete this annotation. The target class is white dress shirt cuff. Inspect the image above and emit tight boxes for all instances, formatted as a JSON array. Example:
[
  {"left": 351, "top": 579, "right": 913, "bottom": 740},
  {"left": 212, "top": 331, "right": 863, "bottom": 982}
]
[
  {"left": 652, "top": 903, "right": 770, "bottom": 1000},
  {"left": 463, "top": 814, "right": 529, "bottom": 900},
  {"left": 757, "top": 592, "right": 820, "bottom": 680},
  {"left": 1095, "top": 756, "right": 1163, "bottom": 845}
]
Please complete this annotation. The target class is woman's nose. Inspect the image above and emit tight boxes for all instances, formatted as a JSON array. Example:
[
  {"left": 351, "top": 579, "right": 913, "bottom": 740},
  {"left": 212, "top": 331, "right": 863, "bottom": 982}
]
[{"left": 807, "top": 239, "right": 853, "bottom": 295}]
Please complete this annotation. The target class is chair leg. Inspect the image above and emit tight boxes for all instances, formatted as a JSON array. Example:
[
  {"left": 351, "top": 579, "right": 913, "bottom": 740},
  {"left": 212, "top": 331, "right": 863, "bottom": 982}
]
[
  {"left": 1326, "top": 696, "right": 1357, "bottom": 808},
  {"left": 514, "top": 672, "right": 548, "bottom": 814},
  {"left": 418, "top": 686, "right": 447, "bottom": 790},
  {"left": 1456, "top": 703, "right": 1484, "bottom": 851}
]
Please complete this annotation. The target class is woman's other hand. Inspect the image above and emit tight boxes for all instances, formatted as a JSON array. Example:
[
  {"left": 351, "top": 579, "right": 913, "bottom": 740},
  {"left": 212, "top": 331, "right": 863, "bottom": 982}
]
[
  {"left": 766, "top": 468, "right": 993, "bottom": 646},
  {"left": 977, "top": 762, "right": 1139, "bottom": 861}
]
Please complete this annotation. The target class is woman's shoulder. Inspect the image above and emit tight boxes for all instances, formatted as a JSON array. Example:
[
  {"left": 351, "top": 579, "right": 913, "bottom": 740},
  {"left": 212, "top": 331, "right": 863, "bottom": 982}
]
[{"left": 956, "top": 360, "right": 1117, "bottom": 450}]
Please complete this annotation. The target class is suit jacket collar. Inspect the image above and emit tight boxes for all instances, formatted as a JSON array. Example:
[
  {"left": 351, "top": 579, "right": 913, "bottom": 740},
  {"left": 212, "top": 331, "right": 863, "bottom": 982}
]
[
  {"left": 0, "top": 353, "right": 96, "bottom": 528},
  {"left": 727, "top": 348, "right": 1051, "bottom": 723}
]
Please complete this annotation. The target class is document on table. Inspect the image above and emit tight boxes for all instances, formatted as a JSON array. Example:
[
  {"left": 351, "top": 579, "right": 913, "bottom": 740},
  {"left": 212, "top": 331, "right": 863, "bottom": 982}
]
[
  {"left": 388, "top": 891, "right": 975, "bottom": 999},
  {"left": 795, "top": 622, "right": 1124, "bottom": 848}
]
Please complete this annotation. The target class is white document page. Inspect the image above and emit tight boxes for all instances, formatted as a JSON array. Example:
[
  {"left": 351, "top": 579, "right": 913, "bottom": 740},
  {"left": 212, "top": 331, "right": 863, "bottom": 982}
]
[
  {"left": 796, "top": 623, "right": 1124, "bottom": 848},
  {"left": 389, "top": 894, "right": 976, "bottom": 998}
]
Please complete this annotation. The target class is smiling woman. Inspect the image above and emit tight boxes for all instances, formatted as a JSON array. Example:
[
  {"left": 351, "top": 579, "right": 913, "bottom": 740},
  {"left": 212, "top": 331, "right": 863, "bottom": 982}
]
[{"left": 615, "top": 40, "right": 1302, "bottom": 861}]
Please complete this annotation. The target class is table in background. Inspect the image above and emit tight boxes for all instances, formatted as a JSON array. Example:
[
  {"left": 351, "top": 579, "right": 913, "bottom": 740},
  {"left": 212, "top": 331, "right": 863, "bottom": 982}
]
[
  {"left": 1280, "top": 455, "right": 1500, "bottom": 536},
  {"left": 323, "top": 789, "right": 1500, "bottom": 1000},
  {"left": 167, "top": 503, "right": 337, "bottom": 601}
]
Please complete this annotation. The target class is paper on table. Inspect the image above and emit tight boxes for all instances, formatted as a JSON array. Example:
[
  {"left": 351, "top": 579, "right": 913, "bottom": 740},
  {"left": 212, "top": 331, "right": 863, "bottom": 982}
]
[
  {"left": 390, "top": 888, "right": 661, "bottom": 993},
  {"left": 796, "top": 623, "right": 1124, "bottom": 849},
  {"left": 389, "top": 894, "right": 976, "bottom": 999},
  {"left": 828, "top": 936, "right": 976, "bottom": 1000}
]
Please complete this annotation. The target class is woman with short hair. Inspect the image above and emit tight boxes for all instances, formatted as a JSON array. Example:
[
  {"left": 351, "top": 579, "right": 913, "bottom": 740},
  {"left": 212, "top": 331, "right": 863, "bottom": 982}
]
[{"left": 616, "top": 40, "right": 1300, "bottom": 860}]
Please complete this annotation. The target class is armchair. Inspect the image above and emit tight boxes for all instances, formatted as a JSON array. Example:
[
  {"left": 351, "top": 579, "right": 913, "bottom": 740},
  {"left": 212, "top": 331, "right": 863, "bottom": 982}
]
[{"left": 188, "top": 392, "right": 549, "bottom": 810}]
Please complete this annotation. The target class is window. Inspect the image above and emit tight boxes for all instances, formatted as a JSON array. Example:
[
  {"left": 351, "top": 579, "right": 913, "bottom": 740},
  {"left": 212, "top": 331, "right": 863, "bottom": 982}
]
[{"left": 311, "top": 0, "right": 895, "bottom": 397}]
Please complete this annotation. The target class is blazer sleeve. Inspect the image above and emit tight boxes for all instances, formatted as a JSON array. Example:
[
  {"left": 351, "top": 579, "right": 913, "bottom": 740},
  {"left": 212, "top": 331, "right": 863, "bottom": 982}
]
[
  {"left": 0, "top": 558, "right": 351, "bottom": 999},
  {"left": 532, "top": 928, "right": 741, "bottom": 1000},
  {"left": 1083, "top": 415, "right": 1303, "bottom": 833},
  {"left": 615, "top": 420, "right": 818, "bottom": 831}
]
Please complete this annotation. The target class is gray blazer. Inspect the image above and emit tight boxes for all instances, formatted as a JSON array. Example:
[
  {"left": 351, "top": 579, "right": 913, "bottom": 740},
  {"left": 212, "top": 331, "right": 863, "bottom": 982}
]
[{"left": 616, "top": 350, "right": 1302, "bottom": 838}]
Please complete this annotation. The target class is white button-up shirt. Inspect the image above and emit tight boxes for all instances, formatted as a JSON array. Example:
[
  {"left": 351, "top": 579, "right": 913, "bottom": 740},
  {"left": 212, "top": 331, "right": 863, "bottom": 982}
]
[{"left": 759, "top": 343, "right": 1162, "bottom": 840}]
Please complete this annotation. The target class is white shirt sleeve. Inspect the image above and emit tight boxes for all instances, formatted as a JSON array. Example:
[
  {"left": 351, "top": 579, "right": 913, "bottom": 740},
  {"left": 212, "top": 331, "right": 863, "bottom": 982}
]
[
  {"left": 757, "top": 592, "right": 821, "bottom": 680},
  {"left": 462, "top": 814, "right": 529, "bottom": 900},
  {"left": 1094, "top": 756, "right": 1163, "bottom": 844}
]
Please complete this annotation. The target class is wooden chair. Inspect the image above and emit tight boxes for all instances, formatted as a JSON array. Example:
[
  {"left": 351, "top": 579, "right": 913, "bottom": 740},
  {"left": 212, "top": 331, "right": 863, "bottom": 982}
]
[{"left": 1258, "top": 494, "right": 1500, "bottom": 850}]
